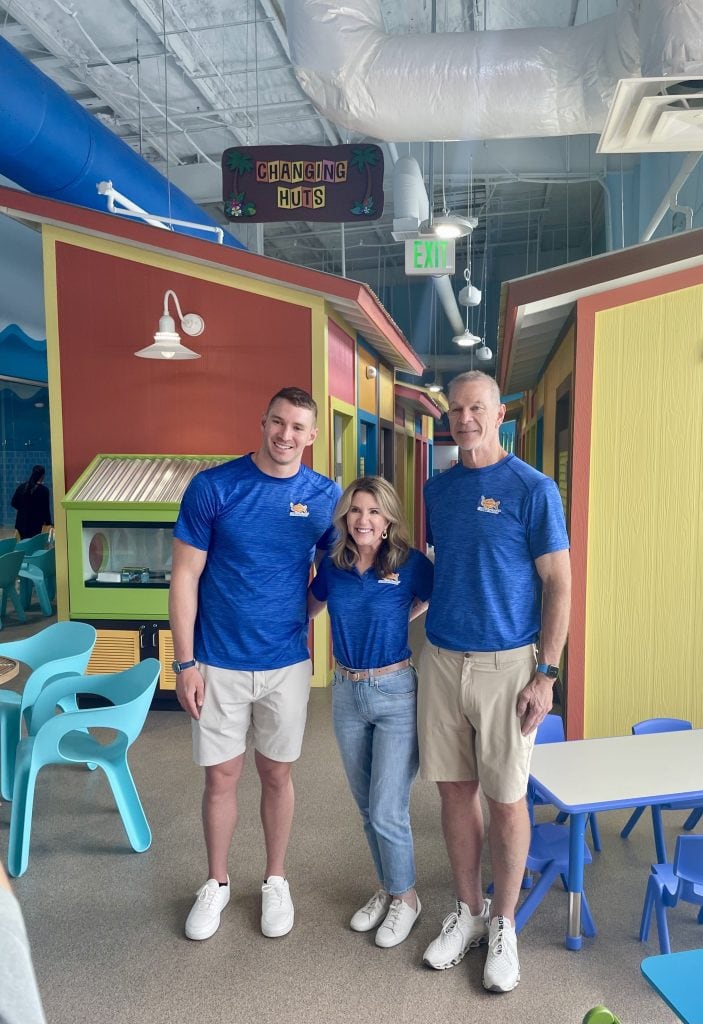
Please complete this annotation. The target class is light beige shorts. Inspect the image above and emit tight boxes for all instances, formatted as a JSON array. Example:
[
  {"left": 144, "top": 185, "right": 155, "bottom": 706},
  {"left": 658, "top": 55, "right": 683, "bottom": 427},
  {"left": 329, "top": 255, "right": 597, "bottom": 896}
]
[
  {"left": 417, "top": 643, "right": 537, "bottom": 804},
  {"left": 192, "top": 659, "right": 312, "bottom": 767}
]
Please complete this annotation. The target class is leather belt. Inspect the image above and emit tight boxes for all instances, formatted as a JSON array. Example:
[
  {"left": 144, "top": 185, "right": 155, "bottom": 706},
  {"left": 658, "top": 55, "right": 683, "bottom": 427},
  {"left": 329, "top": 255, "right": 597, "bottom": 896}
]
[{"left": 335, "top": 658, "right": 412, "bottom": 682}]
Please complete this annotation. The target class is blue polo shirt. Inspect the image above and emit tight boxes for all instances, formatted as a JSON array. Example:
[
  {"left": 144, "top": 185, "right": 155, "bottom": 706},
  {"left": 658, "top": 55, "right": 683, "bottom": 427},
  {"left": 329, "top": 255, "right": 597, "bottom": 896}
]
[
  {"left": 311, "top": 548, "right": 434, "bottom": 669},
  {"left": 424, "top": 454, "right": 568, "bottom": 652},
  {"left": 174, "top": 455, "right": 341, "bottom": 670}
]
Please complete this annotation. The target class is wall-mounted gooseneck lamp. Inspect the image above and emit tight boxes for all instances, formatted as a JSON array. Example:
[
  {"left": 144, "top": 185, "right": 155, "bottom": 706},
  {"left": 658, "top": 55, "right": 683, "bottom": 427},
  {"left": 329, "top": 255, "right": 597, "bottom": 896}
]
[{"left": 134, "top": 289, "right": 205, "bottom": 360}]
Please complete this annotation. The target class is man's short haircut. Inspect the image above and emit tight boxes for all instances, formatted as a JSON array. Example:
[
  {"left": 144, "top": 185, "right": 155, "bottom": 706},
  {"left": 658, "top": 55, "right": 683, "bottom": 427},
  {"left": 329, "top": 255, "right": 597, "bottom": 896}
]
[
  {"left": 266, "top": 387, "right": 318, "bottom": 420},
  {"left": 448, "top": 370, "right": 502, "bottom": 406}
]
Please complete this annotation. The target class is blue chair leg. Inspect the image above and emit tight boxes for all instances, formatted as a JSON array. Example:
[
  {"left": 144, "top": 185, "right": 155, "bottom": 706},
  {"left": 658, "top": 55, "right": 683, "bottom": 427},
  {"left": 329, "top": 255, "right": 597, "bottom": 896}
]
[
  {"left": 697, "top": 906, "right": 703, "bottom": 925},
  {"left": 0, "top": 702, "right": 21, "bottom": 801},
  {"left": 639, "top": 876, "right": 655, "bottom": 942},
  {"left": 514, "top": 862, "right": 560, "bottom": 933},
  {"left": 555, "top": 810, "right": 568, "bottom": 824},
  {"left": 588, "top": 813, "right": 602, "bottom": 853},
  {"left": 580, "top": 891, "right": 597, "bottom": 937},
  {"left": 34, "top": 578, "right": 53, "bottom": 616},
  {"left": 621, "top": 805, "right": 646, "bottom": 839},
  {"left": 7, "top": 586, "right": 26, "bottom": 624},
  {"left": 7, "top": 741, "right": 39, "bottom": 878},
  {"left": 653, "top": 896, "right": 672, "bottom": 955},
  {"left": 104, "top": 757, "right": 152, "bottom": 853},
  {"left": 651, "top": 805, "right": 667, "bottom": 864},
  {"left": 684, "top": 807, "right": 703, "bottom": 831}
]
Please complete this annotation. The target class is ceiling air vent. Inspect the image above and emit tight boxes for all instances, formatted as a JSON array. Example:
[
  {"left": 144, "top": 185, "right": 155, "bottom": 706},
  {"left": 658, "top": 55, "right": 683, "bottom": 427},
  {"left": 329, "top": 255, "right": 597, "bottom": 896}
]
[{"left": 597, "top": 77, "right": 703, "bottom": 154}]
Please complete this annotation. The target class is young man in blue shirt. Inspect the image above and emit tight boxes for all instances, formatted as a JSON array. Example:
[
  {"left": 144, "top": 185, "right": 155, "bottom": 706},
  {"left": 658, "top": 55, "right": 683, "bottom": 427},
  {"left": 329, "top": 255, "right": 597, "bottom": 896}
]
[
  {"left": 170, "top": 387, "right": 340, "bottom": 942},
  {"left": 419, "top": 371, "right": 571, "bottom": 993}
]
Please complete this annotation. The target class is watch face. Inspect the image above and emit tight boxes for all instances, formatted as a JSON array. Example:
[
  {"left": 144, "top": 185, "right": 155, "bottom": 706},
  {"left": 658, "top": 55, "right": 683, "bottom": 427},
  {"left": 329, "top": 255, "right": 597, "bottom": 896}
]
[
  {"left": 171, "top": 660, "right": 181, "bottom": 673},
  {"left": 546, "top": 665, "right": 559, "bottom": 679}
]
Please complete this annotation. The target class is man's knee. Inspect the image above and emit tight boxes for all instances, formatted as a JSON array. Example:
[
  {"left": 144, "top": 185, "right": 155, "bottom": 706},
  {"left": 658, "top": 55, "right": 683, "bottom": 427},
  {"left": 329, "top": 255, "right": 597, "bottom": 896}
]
[
  {"left": 485, "top": 793, "right": 529, "bottom": 825},
  {"left": 204, "top": 756, "right": 244, "bottom": 796},
  {"left": 437, "top": 779, "right": 480, "bottom": 806},
  {"left": 255, "top": 751, "right": 293, "bottom": 790}
]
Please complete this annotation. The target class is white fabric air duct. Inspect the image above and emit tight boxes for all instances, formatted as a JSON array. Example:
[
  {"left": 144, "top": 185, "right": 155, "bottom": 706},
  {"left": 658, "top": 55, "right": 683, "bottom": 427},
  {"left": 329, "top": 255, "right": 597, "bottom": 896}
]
[{"left": 285, "top": 1, "right": 703, "bottom": 142}]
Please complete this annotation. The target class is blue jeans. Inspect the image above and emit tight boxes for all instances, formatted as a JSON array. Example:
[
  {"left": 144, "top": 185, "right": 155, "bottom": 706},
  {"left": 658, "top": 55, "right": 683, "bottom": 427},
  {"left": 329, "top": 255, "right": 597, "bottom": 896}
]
[{"left": 332, "top": 666, "right": 419, "bottom": 895}]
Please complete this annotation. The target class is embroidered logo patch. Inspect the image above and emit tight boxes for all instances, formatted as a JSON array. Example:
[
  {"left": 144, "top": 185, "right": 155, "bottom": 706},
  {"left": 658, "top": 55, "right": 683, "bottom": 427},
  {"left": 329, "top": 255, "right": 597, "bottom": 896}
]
[
  {"left": 378, "top": 572, "right": 400, "bottom": 585},
  {"left": 477, "top": 495, "right": 501, "bottom": 515},
  {"left": 289, "top": 501, "right": 310, "bottom": 517}
]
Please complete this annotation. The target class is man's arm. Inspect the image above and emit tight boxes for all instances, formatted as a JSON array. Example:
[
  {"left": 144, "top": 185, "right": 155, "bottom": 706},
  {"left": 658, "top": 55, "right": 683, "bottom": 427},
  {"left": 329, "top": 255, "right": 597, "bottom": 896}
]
[
  {"left": 516, "top": 548, "right": 571, "bottom": 735},
  {"left": 169, "top": 537, "right": 207, "bottom": 720}
]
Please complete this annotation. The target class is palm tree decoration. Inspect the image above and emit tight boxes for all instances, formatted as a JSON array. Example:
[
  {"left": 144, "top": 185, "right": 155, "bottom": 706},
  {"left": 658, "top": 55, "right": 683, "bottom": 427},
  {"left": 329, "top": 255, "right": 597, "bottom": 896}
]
[
  {"left": 224, "top": 150, "right": 256, "bottom": 218},
  {"left": 350, "top": 146, "right": 379, "bottom": 216}
]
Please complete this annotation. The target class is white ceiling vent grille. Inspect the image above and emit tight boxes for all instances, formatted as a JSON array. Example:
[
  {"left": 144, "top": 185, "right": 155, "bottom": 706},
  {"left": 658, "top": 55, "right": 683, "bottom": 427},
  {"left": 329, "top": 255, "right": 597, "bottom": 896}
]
[{"left": 598, "top": 77, "right": 703, "bottom": 154}]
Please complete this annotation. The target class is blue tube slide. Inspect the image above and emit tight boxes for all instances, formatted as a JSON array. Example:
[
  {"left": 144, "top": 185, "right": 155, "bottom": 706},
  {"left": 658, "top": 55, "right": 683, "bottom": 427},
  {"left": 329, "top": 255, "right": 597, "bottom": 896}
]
[{"left": 0, "top": 37, "right": 244, "bottom": 249}]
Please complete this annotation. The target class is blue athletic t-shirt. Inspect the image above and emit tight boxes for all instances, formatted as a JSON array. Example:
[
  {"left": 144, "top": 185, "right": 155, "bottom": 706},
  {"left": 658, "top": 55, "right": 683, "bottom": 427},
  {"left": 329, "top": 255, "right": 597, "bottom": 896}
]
[
  {"left": 424, "top": 454, "right": 568, "bottom": 652},
  {"left": 311, "top": 548, "right": 434, "bottom": 669},
  {"left": 174, "top": 455, "right": 341, "bottom": 670}
]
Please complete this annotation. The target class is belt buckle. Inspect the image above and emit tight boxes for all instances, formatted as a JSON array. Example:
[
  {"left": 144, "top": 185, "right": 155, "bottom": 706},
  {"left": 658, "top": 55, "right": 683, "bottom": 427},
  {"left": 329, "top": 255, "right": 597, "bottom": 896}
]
[{"left": 349, "top": 670, "right": 362, "bottom": 682}]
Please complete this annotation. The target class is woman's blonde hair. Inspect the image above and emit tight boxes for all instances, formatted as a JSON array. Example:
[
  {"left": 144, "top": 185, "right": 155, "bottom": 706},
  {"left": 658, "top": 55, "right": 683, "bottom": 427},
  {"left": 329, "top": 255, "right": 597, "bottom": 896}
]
[{"left": 330, "top": 475, "right": 411, "bottom": 575}]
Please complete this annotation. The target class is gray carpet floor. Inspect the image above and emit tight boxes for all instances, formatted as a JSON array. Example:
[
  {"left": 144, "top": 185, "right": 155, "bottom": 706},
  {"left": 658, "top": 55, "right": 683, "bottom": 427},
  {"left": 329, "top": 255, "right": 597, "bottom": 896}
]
[{"left": 0, "top": 612, "right": 694, "bottom": 1023}]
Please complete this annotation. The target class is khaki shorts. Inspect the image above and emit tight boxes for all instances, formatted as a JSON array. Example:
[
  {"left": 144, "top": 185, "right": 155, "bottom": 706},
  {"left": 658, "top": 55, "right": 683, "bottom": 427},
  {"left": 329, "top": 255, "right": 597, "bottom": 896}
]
[
  {"left": 192, "top": 659, "right": 312, "bottom": 767},
  {"left": 418, "top": 643, "right": 537, "bottom": 804}
]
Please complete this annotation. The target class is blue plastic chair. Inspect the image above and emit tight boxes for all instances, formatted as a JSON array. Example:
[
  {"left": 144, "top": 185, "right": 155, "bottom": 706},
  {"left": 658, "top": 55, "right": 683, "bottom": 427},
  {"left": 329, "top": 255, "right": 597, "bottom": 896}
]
[
  {"left": 530, "top": 713, "right": 602, "bottom": 852},
  {"left": 0, "top": 621, "right": 97, "bottom": 800},
  {"left": 14, "top": 534, "right": 48, "bottom": 556},
  {"left": 0, "top": 538, "right": 17, "bottom": 556},
  {"left": 515, "top": 821, "right": 597, "bottom": 936},
  {"left": 19, "top": 547, "right": 56, "bottom": 615},
  {"left": 7, "top": 658, "right": 160, "bottom": 877},
  {"left": 620, "top": 718, "right": 702, "bottom": 863},
  {"left": 0, "top": 551, "right": 26, "bottom": 630},
  {"left": 639, "top": 834, "right": 703, "bottom": 954}
]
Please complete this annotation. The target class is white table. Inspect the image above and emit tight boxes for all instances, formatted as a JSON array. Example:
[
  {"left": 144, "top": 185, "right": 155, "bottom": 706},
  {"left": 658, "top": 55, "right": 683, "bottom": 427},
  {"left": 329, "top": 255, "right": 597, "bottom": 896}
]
[{"left": 529, "top": 728, "right": 703, "bottom": 949}]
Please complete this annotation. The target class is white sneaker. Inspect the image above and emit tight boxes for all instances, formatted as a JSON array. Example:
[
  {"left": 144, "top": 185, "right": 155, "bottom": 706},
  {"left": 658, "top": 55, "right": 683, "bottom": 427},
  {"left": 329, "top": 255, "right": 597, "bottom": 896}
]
[
  {"left": 423, "top": 898, "right": 491, "bottom": 969},
  {"left": 350, "top": 890, "right": 391, "bottom": 932},
  {"left": 483, "top": 915, "right": 520, "bottom": 993},
  {"left": 374, "top": 896, "right": 421, "bottom": 948},
  {"left": 185, "top": 877, "right": 230, "bottom": 940},
  {"left": 261, "top": 876, "right": 294, "bottom": 937}
]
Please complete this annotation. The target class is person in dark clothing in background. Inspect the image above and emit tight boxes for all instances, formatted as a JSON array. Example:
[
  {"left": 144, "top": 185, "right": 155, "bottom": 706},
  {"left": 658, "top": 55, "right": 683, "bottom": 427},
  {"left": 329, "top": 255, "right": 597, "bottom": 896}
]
[{"left": 11, "top": 465, "right": 53, "bottom": 539}]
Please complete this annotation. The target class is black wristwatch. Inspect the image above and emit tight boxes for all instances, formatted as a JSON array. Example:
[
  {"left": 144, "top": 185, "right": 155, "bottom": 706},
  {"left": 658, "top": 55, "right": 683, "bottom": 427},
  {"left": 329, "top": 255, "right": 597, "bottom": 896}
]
[
  {"left": 172, "top": 659, "right": 197, "bottom": 674},
  {"left": 536, "top": 663, "right": 559, "bottom": 679}
]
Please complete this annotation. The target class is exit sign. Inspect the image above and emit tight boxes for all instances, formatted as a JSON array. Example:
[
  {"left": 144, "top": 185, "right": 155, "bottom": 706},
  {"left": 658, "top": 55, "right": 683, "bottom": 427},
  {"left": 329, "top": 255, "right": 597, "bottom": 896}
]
[{"left": 405, "top": 238, "right": 456, "bottom": 276}]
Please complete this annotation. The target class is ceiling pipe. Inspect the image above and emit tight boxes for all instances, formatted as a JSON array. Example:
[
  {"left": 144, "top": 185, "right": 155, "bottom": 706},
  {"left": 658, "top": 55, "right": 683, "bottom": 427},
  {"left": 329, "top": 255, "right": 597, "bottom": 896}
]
[{"left": 285, "top": 0, "right": 642, "bottom": 141}]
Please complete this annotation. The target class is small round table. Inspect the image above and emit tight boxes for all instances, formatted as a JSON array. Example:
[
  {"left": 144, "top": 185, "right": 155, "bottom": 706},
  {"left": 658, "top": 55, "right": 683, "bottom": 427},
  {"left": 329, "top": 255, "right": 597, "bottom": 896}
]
[{"left": 0, "top": 657, "right": 19, "bottom": 685}]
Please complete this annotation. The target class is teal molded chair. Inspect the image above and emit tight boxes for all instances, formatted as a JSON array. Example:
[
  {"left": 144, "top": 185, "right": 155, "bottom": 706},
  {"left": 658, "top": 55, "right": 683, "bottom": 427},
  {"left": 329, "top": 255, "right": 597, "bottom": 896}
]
[
  {"left": 19, "top": 548, "right": 56, "bottom": 616},
  {"left": 640, "top": 834, "right": 703, "bottom": 954},
  {"left": 0, "top": 551, "right": 26, "bottom": 630},
  {"left": 7, "top": 658, "right": 160, "bottom": 877},
  {"left": 14, "top": 534, "right": 48, "bottom": 556},
  {"left": 0, "top": 538, "right": 17, "bottom": 556},
  {"left": 0, "top": 621, "right": 97, "bottom": 800}
]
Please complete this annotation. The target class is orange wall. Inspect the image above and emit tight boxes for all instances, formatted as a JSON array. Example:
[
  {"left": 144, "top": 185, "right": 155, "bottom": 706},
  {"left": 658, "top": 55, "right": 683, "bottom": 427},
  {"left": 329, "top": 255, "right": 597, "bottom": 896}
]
[{"left": 55, "top": 242, "right": 312, "bottom": 488}]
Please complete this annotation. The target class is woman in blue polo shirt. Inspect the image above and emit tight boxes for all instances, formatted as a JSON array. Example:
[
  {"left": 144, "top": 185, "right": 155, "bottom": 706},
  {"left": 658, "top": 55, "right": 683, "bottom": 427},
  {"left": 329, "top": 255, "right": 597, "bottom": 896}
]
[{"left": 308, "top": 475, "right": 433, "bottom": 949}]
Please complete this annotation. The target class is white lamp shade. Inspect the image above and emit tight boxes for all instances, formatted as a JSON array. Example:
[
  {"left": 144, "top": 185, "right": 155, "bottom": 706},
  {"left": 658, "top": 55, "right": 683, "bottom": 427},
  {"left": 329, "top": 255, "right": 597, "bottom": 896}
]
[{"left": 453, "top": 329, "right": 481, "bottom": 347}]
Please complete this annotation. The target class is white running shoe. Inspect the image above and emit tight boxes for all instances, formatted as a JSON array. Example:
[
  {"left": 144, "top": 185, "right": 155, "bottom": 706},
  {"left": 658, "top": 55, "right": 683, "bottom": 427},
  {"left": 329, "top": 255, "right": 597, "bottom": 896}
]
[
  {"left": 261, "top": 876, "right": 294, "bottom": 937},
  {"left": 423, "top": 898, "right": 491, "bottom": 969},
  {"left": 185, "top": 877, "right": 230, "bottom": 940},
  {"left": 350, "top": 890, "right": 391, "bottom": 932},
  {"left": 483, "top": 915, "right": 520, "bottom": 993}
]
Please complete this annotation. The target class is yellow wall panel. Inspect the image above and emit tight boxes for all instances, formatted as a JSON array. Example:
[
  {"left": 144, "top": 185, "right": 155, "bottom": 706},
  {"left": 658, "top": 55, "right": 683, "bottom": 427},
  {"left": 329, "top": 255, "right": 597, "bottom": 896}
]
[
  {"left": 357, "top": 347, "right": 378, "bottom": 414},
  {"left": 585, "top": 285, "right": 703, "bottom": 737},
  {"left": 379, "top": 364, "right": 394, "bottom": 421}
]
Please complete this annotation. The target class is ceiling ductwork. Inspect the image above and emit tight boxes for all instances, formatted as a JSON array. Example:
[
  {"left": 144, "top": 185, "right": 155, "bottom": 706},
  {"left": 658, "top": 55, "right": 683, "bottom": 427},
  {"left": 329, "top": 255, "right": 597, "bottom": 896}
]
[{"left": 285, "top": 0, "right": 703, "bottom": 142}]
